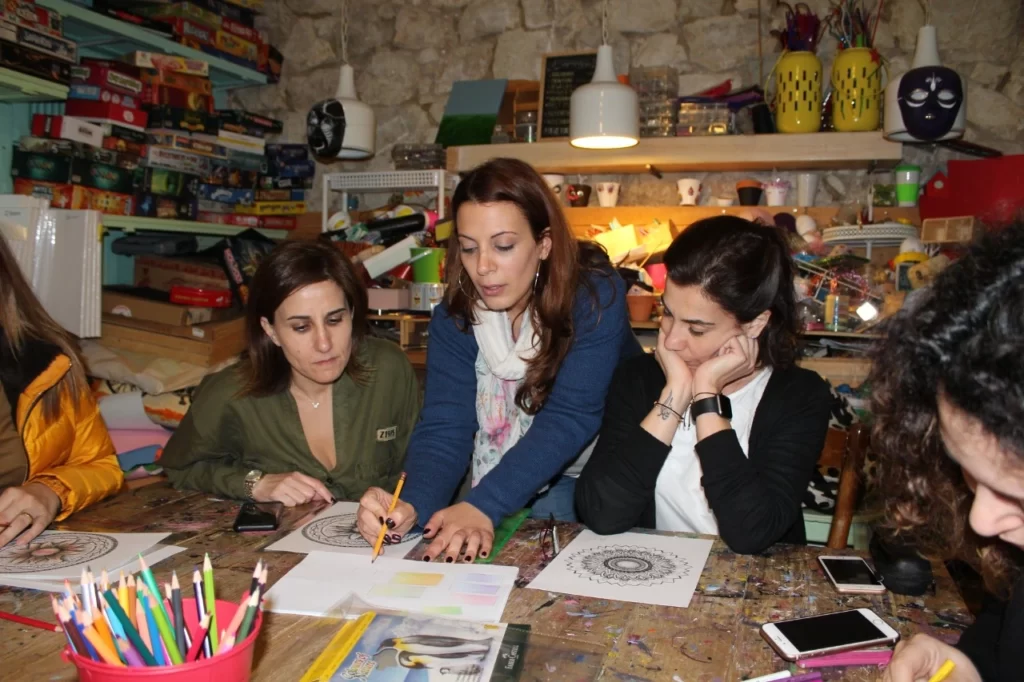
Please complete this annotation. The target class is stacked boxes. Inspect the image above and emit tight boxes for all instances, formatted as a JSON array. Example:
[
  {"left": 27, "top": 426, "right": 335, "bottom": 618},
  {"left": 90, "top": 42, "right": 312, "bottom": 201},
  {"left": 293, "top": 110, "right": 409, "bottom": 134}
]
[{"left": 0, "top": 0, "right": 75, "bottom": 83}]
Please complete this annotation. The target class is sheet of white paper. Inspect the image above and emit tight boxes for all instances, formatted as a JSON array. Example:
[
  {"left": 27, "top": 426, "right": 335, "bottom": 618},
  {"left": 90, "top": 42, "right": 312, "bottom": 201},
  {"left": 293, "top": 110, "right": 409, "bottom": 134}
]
[
  {"left": 265, "top": 501, "right": 422, "bottom": 557},
  {"left": 0, "top": 545, "right": 185, "bottom": 593},
  {"left": 526, "top": 529, "right": 714, "bottom": 608},
  {"left": 264, "top": 551, "right": 519, "bottom": 622},
  {"left": 0, "top": 531, "right": 171, "bottom": 580}
]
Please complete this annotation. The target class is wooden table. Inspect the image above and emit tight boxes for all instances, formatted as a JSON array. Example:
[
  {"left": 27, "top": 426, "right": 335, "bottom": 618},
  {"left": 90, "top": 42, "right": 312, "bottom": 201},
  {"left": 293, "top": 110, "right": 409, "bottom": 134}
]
[{"left": 1, "top": 483, "right": 973, "bottom": 681}]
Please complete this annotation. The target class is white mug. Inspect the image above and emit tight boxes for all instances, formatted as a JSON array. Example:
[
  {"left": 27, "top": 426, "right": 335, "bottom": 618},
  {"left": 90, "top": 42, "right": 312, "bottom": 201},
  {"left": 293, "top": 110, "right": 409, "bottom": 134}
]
[
  {"left": 677, "top": 178, "right": 702, "bottom": 205},
  {"left": 765, "top": 182, "right": 790, "bottom": 206},
  {"left": 542, "top": 174, "right": 565, "bottom": 200},
  {"left": 596, "top": 182, "right": 620, "bottom": 207}
]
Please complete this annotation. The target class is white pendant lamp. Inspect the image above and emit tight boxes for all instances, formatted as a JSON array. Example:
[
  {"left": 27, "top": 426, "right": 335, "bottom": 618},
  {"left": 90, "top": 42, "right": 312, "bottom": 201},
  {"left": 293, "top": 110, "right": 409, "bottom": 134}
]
[
  {"left": 306, "top": 0, "right": 376, "bottom": 160},
  {"left": 570, "top": 2, "right": 639, "bottom": 149}
]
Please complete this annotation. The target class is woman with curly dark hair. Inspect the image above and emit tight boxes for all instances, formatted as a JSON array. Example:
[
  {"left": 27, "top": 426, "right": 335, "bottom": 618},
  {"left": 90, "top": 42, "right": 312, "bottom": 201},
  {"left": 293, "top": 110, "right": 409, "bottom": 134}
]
[
  {"left": 876, "top": 223, "right": 1024, "bottom": 682},
  {"left": 575, "top": 216, "right": 832, "bottom": 554}
]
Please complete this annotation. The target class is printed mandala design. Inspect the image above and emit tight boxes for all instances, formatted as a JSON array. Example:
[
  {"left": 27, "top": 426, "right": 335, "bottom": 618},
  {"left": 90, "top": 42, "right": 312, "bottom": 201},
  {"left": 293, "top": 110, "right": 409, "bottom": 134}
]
[
  {"left": 302, "top": 513, "right": 422, "bottom": 548},
  {"left": 566, "top": 545, "right": 689, "bottom": 586},
  {"left": 0, "top": 532, "right": 118, "bottom": 573}
]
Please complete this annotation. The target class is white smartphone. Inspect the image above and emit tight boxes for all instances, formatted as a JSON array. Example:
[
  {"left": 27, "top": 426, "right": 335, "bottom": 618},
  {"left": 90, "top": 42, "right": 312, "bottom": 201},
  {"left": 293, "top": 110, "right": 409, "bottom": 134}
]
[
  {"left": 818, "top": 556, "right": 886, "bottom": 594},
  {"left": 759, "top": 608, "right": 900, "bottom": 661}
]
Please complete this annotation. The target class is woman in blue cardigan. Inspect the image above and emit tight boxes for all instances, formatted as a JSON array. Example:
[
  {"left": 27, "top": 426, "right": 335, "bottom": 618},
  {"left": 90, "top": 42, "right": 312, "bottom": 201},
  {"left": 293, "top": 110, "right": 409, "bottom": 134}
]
[{"left": 357, "top": 158, "right": 641, "bottom": 562}]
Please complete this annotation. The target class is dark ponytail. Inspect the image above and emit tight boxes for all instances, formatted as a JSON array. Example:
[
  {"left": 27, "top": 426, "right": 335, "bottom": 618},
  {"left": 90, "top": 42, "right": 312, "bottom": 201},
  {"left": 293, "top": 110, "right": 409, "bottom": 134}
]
[{"left": 663, "top": 216, "right": 797, "bottom": 369}]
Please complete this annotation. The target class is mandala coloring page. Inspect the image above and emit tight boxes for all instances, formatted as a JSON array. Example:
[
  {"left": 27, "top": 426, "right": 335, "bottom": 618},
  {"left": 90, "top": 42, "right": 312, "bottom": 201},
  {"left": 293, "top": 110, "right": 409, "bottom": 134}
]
[
  {"left": 528, "top": 529, "right": 714, "bottom": 608},
  {"left": 0, "top": 532, "right": 117, "bottom": 574},
  {"left": 266, "top": 501, "right": 422, "bottom": 557},
  {"left": 567, "top": 545, "right": 690, "bottom": 587}
]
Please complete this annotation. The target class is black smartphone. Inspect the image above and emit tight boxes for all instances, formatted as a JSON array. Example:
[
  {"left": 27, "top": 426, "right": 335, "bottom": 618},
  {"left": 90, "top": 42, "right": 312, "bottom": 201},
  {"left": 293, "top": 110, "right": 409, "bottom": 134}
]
[{"left": 233, "top": 502, "right": 283, "bottom": 532}]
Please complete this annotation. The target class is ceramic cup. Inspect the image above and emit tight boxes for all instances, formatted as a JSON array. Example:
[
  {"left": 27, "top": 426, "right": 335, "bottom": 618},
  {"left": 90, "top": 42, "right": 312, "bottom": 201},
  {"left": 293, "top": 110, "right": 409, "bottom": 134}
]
[
  {"left": 895, "top": 164, "right": 922, "bottom": 207},
  {"left": 677, "top": 178, "right": 702, "bottom": 205},
  {"left": 736, "top": 180, "right": 763, "bottom": 206},
  {"left": 596, "top": 182, "right": 620, "bottom": 207},
  {"left": 542, "top": 174, "right": 565, "bottom": 201},
  {"left": 566, "top": 183, "right": 592, "bottom": 207},
  {"left": 712, "top": 196, "right": 735, "bottom": 206},
  {"left": 796, "top": 173, "right": 819, "bottom": 207},
  {"left": 765, "top": 180, "right": 790, "bottom": 206}
]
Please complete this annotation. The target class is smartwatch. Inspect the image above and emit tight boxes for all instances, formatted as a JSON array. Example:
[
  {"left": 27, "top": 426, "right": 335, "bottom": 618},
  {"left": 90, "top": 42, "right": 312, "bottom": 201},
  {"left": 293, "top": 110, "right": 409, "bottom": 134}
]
[
  {"left": 690, "top": 393, "right": 732, "bottom": 421},
  {"left": 243, "top": 469, "right": 264, "bottom": 499}
]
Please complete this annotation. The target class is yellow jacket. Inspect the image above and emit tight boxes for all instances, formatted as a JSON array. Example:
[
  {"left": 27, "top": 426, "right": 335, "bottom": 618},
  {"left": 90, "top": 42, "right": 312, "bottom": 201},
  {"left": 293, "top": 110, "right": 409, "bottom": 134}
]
[{"left": 17, "top": 355, "right": 123, "bottom": 519}]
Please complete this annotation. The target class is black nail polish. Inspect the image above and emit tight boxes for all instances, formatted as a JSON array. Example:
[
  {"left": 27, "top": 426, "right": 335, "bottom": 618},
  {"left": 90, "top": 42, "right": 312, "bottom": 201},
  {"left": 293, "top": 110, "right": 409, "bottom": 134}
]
[
  {"left": 423, "top": 556, "right": 431, "bottom": 562},
  {"left": 385, "top": 518, "right": 396, "bottom": 529},
  {"left": 383, "top": 537, "right": 392, "bottom": 545},
  {"left": 423, "top": 528, "right": 431, "bottom": 535},
  {"left": 480, "top": 551, "right": 488, "bottom": 557},
  {"left": 445, "top": 557, "right": 453, "bottom": 563},
  {"left": 390, "top": 534, "right": 401, "bottom": 542},
  {"left": 378, "top": 516, "right": 385, "bottom": 525},
  {"left": 464, "top": 555, "right": 473, "bottom": 562}
]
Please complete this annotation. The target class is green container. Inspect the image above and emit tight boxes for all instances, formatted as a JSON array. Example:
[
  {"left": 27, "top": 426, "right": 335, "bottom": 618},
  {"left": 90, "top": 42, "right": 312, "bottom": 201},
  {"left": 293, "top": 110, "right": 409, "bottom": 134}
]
[
  {"left": 410, "top": 247, "right": 446, "bottom": 283},
  {"left": 894, "top": 164, "right": 922, "bottom": 207}
]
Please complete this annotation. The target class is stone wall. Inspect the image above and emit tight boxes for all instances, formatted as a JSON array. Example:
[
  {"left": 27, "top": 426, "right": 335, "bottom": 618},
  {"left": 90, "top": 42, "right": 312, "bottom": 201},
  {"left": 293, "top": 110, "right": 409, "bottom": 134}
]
[{"left": 238, "top": 0, "right": 1024, "bottom": 212}]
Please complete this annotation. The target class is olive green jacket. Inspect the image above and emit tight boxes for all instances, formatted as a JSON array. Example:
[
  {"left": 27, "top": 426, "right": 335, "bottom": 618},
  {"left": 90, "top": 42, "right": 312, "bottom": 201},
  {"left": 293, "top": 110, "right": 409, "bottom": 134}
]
[{"left": 162, "top": 337, "right": 420, "bottom": 501}]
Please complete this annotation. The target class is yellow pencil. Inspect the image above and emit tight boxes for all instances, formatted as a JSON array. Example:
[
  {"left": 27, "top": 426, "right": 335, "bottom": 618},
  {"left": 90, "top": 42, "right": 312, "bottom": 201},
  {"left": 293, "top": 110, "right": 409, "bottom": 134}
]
[
  {"left": 927, "top": 660, "right": 956, "bottom": 682},
  {"left": 371, "top": 472, "right": 407, "bottom": 563}
]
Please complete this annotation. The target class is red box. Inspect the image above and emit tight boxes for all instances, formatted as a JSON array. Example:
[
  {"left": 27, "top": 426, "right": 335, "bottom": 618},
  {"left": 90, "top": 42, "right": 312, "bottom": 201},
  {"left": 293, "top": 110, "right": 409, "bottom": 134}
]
[
  {"left": 260, "top": 216, "right": 298, "bottom": 230},
  {"left": 83, "top": 187, "right": 134, "bottom": 216},
  {"left": 221, "top": 16, "right": 261, "bottom": 44},
  {"left": 166, "top": 17, "right": 215, "bottom": 46},
  {"left": 143, "top": 84, "right": 214, "bottom": 113},
  {"left": 31, "top": 114, "right": 105, "bottom": 147},
  {"left": 197, "top": 211, "right": 260, "bottom": 227},
  {"left": 13, "top": 178, "right": 89, "bottom": 209},
  {"left": 71, "top": 62, "right": 144, "bottom": 96},
  {"left": 0, "top": 2, "right": 61, "bottom": 37},
  {"left": 65, "top": 100, "right": 149, "bottom": 132}
]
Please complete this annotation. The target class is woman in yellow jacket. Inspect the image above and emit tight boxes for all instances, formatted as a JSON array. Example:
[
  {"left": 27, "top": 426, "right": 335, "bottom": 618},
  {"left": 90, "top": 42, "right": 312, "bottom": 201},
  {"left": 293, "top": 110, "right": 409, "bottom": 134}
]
[{"left": 0, "top": 236, "right": 122, "bottom": 547}]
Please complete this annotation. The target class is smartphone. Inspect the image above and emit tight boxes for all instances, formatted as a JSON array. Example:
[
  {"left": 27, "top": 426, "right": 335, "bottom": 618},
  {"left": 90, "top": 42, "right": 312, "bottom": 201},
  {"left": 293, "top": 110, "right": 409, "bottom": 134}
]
[
  {"left": 818, "top": 556, "right": 886, "bottom": 594},
  {"left": 760, "top": 608, "right": 900, "bottom": 661},
  {"left": 233, "top": 502, "right": 283, "bottom": 532}
]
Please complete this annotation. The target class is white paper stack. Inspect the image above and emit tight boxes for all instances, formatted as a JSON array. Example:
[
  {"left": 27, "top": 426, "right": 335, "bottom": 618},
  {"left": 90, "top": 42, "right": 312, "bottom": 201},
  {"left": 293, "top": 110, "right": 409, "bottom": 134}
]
[{"left": 0, "top": 194, "right": 50, "bottom": 288}]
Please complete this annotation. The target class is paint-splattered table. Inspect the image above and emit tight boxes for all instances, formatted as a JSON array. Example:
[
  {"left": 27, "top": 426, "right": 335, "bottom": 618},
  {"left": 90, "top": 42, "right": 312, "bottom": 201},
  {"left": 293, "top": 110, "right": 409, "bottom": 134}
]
[{"left": 0, "top": 483, "right": 972, "bottom": 681}]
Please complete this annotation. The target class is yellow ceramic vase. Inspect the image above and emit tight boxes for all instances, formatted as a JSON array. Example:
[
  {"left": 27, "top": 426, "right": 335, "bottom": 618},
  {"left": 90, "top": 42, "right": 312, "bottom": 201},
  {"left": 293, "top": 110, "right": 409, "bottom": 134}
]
[
  {"left": 775, "top": 50, "right": 823, "bottom": 133},
  {"left": 831, "top": 47, "right": 883, "bottom": 131}
]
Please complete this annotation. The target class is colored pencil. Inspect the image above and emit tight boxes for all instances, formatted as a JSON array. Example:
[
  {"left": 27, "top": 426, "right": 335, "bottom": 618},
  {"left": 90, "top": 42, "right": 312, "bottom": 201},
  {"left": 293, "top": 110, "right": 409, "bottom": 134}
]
[
  {"left": 126, "top": 575, "right": 137, "bottom": 628},
  {"left": 101, "top": 569, "right": 110, "bottom": 593},
  {"left": 202, "top": 554, "right": 219, "bottom": 653},
  {"left": 372, "top": 472, "right": 407, "bottom": 563},
  {"left": 116, "top": 636, "right": 145, "bottom": 667},
  {"left": 193, "top": 568, "right": 213, "bottom": 658},
  {"left": 117, "top": 572, "right": 129, "bottom": 616},
  {"left": 171, "top": 572, "right": 186, "bottom": 658},
  {"left": 236, "top": 590, "right": 260, "bottom": 641},
  {"left": 101, "top": 604, "right": 128, "bottom": 661},
  {"left": 222, "top": 591, "right": 250, "bottom": 641},
  {"left": 0, "top": 609, "right": 60, "bottom": 632},
  {"left": 103, "top": 590, "right": 158, "bottom": 667},
  {"left": 80, "top": 568, "right": 92, "bottom": 615},
  {"left": 185, "top": 614, "right": 211, "bottom": 662},
  {"left": 140, "top": 584, "right": 182, "bottom": 664},
  {"left": 219, "top": 633, "right": 236, "bottom": 653},
  {"left": 135, "top": 600, "right": 160, "bottom": 666},
  {"left": 248, "top": 560, "right": 262, "bottom": 598},
  {"left": 137, "top": 556, "right": 172, "bottom": 627},
  {"left": 67, "top": 605, "right": 100, "bottom": 661},
  {"left": 138, "top": 586, "right": 166, "bottom": 665},
  {"left": 82, "top": 616, "right": 124, "bottom": 666},
  {"left": 928, "top": 661, "right": 956, "bottom": 682},
  {"left": 53, "top": 597, "right": 89, "bottom": 656}
]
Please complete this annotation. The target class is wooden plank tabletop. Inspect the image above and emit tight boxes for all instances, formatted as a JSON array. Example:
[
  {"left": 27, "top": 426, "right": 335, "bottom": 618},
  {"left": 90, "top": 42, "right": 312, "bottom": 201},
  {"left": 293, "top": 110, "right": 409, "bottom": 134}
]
[{"left": 0, "top": 483, "right": 972, "bottom": 681}]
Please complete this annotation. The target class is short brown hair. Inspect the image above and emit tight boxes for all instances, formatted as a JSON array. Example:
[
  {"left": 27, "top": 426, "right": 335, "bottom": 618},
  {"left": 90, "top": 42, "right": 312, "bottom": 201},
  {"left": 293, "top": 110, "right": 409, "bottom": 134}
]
[{"left": 240, "top": 240, "right": 369, "bottom": 396}]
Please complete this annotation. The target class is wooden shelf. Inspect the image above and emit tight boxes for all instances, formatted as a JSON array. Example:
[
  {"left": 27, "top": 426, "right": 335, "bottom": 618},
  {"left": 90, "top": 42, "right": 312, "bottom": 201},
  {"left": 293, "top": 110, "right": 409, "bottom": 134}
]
[
  {"left": 563, "top": 205, "right": 920, "bottom": 238},
  {"left": 0, "top": 67, "right": 68, "bottom": 103},
  {"left": 102, "top": 215, "right": 287, "bottom": 239},
  {"left": 36, "top": 0, "right": 267, "bottom": 92},
  {"left": 447, "top": 132, "right": 903, "bottom": 175}
]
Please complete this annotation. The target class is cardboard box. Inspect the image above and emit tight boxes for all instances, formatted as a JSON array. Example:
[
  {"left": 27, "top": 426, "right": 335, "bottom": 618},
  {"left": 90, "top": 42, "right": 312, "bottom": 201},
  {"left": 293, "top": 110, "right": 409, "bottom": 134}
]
[
  {"left": 148, "top": 132, "right": 225, "bottom": 158},
  {"left": 134, "top": 255, "right": 231, "bottom": 293},
  {"left": 140, "top": 69, "right": 212, "bottom": 95},
  {"left": 68, "top": 84, "right": 142, "bottom": 110},
  {"left": 0, "top": 2, "right": 62, "bottom": 37},
  {"left": 367, "top": 288, "right": 411, "bottom": 311},
  {"left": 99, "top": 315, "right": 246, "bottom": 366},
  {"left": 0, "top": 19, "right": 76, "bottom": 62},
  {"left": 83, "top": 187, "right": 135, "bottom": 216},
  {"left": 65, "top": 99, "right": 148, "bottom": 131},
  {"left": 13, "top": 178, "right": 89, "bottom": 209},
  {"left": 198, "top": 185, "right": 254, "bottom": 205},
  {"left": 138, "top": 167, "right": 200, "bottom": 199},
  {"left": 72, "top": 62, "right": 144, "bottom": 95},
  {"left": 135, "top": 193, "right": 199, "bottom": 221},
  {"left": 196, "top": 211, "right": 260, "bottom": 227},
  {"left": 235, "top": 201, "right": 306, "bottom": 216},
  {"left": 103, "top": 286, "right": 229, "bottom": 326},
  {"left": 0, "top": 38, "right": 70, "bottom": 83},
  {"left": 70, "top": 159, "right": 137, "bottom": 194},
  {"left": 122, "top": 50, "right": 209, "bottom": 77},
  {"left": 11, "top": 150, "right": 73, "bottom": 184}
]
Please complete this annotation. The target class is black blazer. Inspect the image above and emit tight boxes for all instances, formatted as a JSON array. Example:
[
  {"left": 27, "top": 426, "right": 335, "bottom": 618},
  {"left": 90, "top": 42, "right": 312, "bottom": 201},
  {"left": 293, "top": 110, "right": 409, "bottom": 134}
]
[
  {"left": 957, "top": 575, "right": 1024, "bottom": 680},
  {"left": 575, "top": 354, "right": 832, "bottom": 554}
]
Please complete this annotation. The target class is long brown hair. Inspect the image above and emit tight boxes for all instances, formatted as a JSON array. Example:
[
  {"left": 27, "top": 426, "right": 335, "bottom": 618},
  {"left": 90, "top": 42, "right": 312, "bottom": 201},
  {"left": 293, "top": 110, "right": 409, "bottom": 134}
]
[
  {"left": 447, "top": 158, "right": 609, "bottom": 414},
  {"left": 240, "top": 240, "right": 369, "bottom": 396},
  {"left": 0, "top": 235, "right": 88, "bottom": 421},
  {"left": 870, "top": 223, "right": 1024, "bottom": 596}
]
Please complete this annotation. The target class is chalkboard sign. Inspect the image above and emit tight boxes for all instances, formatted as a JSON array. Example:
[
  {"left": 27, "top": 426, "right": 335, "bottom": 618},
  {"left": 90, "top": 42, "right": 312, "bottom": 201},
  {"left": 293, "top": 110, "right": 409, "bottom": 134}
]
[{"left": 539, "top": 50, "right": 599, "bottom": 140}]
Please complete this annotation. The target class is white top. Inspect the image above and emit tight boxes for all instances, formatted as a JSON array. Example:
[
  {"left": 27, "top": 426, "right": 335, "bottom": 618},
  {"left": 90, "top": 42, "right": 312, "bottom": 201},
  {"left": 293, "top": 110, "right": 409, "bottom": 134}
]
[{"left": 654, "top": 368, "right": 773, "bottom": 534}]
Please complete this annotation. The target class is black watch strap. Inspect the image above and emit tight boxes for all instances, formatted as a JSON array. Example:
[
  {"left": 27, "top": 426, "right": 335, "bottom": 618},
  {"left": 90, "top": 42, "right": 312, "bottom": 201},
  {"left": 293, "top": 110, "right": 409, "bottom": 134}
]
[{"left": 690, "top": 393, "right": 733, "bottom": 421}]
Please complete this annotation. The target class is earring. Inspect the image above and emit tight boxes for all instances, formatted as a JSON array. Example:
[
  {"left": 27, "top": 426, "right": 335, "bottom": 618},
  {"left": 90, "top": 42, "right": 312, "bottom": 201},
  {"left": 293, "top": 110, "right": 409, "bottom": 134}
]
[{"left": 533, "top": 269, "right": 540, "bottom": 293}]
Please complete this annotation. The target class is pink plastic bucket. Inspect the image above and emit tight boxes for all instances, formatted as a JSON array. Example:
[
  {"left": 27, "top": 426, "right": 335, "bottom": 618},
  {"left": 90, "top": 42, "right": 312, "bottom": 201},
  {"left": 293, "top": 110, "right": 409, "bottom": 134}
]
[{"left": 63, "top": 598, "right": 262, "bottom": 682}]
